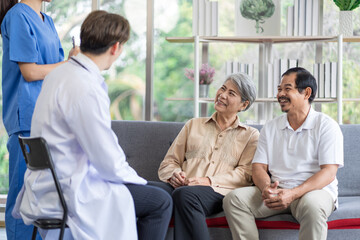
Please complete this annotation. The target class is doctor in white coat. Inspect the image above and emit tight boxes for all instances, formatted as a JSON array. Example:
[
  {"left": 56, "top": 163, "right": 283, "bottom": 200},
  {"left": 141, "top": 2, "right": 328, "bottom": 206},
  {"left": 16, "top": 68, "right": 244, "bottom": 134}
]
[{"left": 13, "top": 10, "right": 172, "bottom": 240}]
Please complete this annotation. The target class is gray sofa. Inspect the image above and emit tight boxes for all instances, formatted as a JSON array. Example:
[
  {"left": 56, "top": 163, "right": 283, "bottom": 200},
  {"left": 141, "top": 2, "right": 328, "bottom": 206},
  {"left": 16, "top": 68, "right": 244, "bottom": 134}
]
[{"left": 111, "top": 120, "right": 360, "bottom": 240}]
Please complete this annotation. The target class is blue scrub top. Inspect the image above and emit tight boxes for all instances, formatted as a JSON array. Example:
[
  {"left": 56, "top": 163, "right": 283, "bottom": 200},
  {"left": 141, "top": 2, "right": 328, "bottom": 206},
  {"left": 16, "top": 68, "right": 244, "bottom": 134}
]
[{"left": 1, "top": 3, "right": 64, "bottom": 135}]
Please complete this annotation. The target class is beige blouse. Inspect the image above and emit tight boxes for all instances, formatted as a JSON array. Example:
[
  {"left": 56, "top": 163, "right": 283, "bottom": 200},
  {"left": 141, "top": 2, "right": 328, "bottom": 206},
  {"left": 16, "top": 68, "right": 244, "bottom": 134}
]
[{"left": 158, "top": 112, "right": 259, "bottom": 196}]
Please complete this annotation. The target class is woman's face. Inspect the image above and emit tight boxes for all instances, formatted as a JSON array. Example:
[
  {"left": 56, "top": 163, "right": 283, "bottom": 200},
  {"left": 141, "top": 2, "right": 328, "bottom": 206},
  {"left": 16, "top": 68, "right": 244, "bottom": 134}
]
[{"left": 214, "top": 80, "right": 248, "bottom": 117}]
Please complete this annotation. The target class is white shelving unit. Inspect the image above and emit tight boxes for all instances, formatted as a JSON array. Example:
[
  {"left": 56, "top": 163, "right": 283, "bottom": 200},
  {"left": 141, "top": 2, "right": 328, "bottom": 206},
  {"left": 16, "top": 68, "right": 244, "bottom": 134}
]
[{"left": 165, "top": 35, "right": 360, "bottom": 124}]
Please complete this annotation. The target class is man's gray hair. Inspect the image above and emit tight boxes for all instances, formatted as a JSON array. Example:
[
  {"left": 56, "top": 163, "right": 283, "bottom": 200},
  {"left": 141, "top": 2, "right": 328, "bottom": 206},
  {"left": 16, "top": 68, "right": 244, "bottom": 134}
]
[{"left": 225, "top": 73, "right": 257, "bottom": 111}]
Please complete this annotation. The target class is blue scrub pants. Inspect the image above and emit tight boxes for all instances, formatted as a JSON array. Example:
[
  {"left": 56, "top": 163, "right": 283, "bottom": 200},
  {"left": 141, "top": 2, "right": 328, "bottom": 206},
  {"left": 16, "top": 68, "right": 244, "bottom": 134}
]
[{"left": 6, "top": 131, "right": 41, "bottom": 240}]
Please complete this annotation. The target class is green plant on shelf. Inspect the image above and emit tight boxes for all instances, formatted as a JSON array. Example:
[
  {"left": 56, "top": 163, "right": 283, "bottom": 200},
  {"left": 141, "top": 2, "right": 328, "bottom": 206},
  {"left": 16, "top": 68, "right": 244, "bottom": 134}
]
[{"left": 333, "top": 0, "right": 360, "bottom": 10}]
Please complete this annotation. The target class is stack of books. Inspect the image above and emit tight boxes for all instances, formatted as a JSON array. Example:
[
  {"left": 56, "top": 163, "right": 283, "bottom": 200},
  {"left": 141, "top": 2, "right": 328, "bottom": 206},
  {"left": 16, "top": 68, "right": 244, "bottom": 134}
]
[
  {"left": 192, "top": 0, "right": 218, "bottom": 36},
  {"left": 225, "top": 61, "right": 254, "bottom": 79},
  {"left": 267, "top": 59, "right": 299, "bottom": 97},
  {"left": 286, "top": 0, "right": 321, "bottom": 36},
  {"left": 313, "top": 62, "right": 337, "bottom": 98}
]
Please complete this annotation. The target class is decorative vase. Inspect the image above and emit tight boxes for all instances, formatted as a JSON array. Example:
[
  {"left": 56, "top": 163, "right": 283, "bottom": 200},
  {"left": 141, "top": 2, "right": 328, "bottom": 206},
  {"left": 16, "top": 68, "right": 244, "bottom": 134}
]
[
  {"left": 339, "top": 11, "right": 353, "bottom": 37},
  {"left": 199, "top": 84, "right": 209, "bottom": 98}
]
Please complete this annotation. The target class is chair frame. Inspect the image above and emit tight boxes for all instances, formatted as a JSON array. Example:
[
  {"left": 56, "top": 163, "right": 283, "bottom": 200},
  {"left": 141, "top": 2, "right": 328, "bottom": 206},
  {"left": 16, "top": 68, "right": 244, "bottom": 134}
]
[{"left": 18, "top": 136, "right": 68, "bottom": 240}]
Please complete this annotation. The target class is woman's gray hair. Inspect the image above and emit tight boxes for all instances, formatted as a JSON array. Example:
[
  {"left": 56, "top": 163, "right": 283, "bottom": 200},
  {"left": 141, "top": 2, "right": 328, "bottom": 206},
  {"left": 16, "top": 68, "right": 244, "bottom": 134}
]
[{"left": 225, "top": 73, "right": 257, "bottom": 111}]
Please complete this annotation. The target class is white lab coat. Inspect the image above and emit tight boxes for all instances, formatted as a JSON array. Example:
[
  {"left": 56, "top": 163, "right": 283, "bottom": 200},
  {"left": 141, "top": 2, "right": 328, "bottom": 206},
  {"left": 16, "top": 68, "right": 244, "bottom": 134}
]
[{"left": 13, "top": 53, "right": 147, "bottom": 240}]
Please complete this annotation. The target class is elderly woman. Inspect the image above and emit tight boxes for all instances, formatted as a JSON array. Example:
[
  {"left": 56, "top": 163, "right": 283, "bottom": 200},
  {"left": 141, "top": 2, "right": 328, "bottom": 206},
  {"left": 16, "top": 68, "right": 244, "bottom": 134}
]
[{"left": 155, "top": 73, "right": 259, "bottom": 240}]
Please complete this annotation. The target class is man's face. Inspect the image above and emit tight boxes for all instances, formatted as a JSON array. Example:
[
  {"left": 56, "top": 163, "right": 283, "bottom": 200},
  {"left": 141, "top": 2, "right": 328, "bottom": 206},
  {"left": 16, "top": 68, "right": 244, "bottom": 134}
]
[{"left": 277, "top": 73, "right": 308, "bottom": 113}]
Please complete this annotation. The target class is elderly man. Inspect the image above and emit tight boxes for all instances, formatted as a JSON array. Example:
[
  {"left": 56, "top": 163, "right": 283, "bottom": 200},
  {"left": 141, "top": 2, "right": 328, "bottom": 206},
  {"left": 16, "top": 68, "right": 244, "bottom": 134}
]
[{"left": 223, "top": 67, "right": 343, "bottom": 240}]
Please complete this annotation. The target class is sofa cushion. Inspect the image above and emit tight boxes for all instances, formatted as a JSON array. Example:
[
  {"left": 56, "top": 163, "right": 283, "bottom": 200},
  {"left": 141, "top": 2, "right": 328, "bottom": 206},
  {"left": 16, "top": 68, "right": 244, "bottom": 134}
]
[
  {"left": 338, "top": 125, "right": 360, "bottom": 197},
  {"left": 203, "top": 196, "right": 360, "bottom": 230}
]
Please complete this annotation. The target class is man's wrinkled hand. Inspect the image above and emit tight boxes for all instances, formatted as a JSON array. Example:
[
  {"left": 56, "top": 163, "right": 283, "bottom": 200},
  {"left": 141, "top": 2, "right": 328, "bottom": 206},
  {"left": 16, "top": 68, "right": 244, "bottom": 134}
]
[
  {"left": 262, "top": 181, "right": 279, "bottom": 200},
  {"left": 263, "top": 188, "right": 296, "bottom": 210}
]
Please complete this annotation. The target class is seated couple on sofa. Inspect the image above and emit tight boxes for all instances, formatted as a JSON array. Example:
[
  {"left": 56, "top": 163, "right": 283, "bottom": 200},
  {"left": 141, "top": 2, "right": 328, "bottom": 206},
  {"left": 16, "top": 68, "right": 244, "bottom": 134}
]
[
  {"left": 12, "top": 10, "right": 342, "bottom": 240},
  {"left": 153, "top": 67, "right": 343, "bottom": 240}
]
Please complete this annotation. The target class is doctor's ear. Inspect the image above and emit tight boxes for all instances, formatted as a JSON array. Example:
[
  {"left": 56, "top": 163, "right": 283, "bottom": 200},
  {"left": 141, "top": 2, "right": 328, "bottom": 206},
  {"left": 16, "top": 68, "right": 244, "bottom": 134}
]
[{"left": 109, "top": 42, "right": 121, "bottom": 55}]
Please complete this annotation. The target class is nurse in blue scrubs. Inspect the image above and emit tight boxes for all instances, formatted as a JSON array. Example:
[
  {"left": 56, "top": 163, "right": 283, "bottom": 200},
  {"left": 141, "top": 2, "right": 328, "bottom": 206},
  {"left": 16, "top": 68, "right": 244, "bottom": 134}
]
[{"left": 0, "top": 0, "right": 78, "bottom": 239}]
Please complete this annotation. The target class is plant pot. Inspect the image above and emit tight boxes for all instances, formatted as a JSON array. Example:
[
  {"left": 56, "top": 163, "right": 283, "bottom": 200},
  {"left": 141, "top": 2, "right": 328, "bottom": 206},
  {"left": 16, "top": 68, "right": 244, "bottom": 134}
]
[
  {"left": 199, "top": 84, "right": 210, "bottom": 98},
  {"left": 339, "top": 11, "right": 353, "bottom": 37}
]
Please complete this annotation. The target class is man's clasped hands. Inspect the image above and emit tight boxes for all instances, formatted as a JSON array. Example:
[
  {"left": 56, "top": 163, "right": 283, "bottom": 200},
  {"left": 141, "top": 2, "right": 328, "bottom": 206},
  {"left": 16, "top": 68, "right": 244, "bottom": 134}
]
[{"left": 261, "top": 181, "right": 298, "bottom": 210}]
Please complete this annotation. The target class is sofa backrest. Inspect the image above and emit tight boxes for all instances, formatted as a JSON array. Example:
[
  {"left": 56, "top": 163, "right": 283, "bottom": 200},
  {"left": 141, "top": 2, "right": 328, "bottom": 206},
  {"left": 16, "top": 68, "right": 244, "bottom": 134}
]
[
  {"left": 111, "top": 121, "right": 360, "bottom": 197},
  {"left": 338, "top": 125, "right": 360, "bottom": 196},
  {"left": 112, "top": 121, "right": 184, "bottom": 181}
]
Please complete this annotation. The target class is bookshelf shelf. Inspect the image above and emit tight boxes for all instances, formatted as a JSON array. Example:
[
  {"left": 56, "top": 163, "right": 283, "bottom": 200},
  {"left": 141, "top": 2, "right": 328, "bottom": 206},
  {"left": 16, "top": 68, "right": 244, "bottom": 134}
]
[
  {"left": 166, "top": 97, "right": 339, "bottom": 103},
  {"left": 166, "top": 36, "right": 360, "bottom": 44},
  {"left": 166, "top": 35, "right": 344, "bottom": 123}
]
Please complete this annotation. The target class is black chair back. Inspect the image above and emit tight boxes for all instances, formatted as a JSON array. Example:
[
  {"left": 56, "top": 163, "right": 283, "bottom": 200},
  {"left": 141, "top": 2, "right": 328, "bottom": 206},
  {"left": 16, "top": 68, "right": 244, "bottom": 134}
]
[{"left": 18, "top": 136, "right": 68, "bottom": 240}]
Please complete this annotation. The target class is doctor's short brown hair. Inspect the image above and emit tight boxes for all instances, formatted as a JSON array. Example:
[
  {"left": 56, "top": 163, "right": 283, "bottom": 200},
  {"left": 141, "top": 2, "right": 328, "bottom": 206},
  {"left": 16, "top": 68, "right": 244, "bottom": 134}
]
[{"left": 80, "top": 10, "right": 130, "bottom": 55}]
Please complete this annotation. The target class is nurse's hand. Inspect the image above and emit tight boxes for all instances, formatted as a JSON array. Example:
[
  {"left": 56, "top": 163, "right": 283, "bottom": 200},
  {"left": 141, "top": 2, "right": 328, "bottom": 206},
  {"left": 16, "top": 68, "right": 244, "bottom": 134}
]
[{"left": 68, "top": 46, "right": 80, "bottom": 59}]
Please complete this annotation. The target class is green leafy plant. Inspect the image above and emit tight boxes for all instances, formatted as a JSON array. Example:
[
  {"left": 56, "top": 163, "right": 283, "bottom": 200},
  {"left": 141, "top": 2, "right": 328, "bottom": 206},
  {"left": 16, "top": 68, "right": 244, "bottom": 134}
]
[
  {"left": 333, "top": 0, "right": 360, "bottom": 10},
  {"left": 240, "top": 0, "right": 275, "bottom": 33}
]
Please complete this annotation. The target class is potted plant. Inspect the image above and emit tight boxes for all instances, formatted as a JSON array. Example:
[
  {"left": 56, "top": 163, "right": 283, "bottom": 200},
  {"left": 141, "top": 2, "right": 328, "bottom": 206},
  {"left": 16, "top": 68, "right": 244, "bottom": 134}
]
[
  {"left": 185, "top": 63, "right": 215, "bottom": 98},
  {"left": 333, "top": 0, "right": 360, "bottom": 36}
]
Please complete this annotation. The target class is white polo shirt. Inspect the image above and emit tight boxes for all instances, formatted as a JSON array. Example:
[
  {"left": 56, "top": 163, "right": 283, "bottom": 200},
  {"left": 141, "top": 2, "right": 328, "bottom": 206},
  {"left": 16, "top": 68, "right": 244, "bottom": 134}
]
[{"left": 252, "top": 108, "right": 344, "bottom": 205}]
